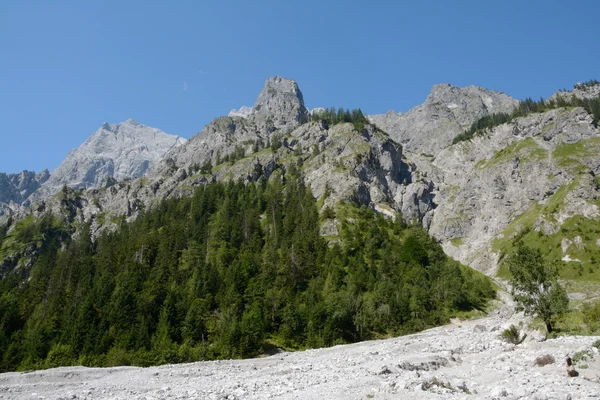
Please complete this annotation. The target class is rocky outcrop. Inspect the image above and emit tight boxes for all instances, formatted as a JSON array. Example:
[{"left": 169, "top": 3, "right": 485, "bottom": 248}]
[
  {"left": 0, "top": 169, "right": 49, "bottom": 215},
  {"left": 550, "top": 83, "right": 600, "bottom": 102},
  {"left": 424, "top": 106, "right": 600, "bottom": 274},
  {"left": 17, "top": 77, "right": 436, "bottom": 237},
  {"left": 28, "top": 119, "right": 186, "bottom": 202},
  {"left": 251, "top": 76, "right": 309, "bottom": 128},
  {"left": 4, "top": 77, "right": 600, "bottom": 282},
  {"left": 227, "top": 76, "right": 309, "bottom": 128},
  {"left": 369, "top": 84, "right": 518, "bottom": 156},
  {"left": 228, "top": 105, "right": 253, "bottom": 118}
]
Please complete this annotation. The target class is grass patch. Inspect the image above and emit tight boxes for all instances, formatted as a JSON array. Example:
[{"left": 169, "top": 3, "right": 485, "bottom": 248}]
[
  {"left": 496, "top": 213, "right": 600, "bottom": 282},
  {"left": 552, "top": 137, "right": 600, "bottom": 172},
  {"left": 0, "top": 214, "right": 35, "bottom": 260},
  {"left": 450, "top": 237, "right": 464, "bottom": 247},
  {"left": 477, "top": 138, "right": 547, "bottom": 170}
]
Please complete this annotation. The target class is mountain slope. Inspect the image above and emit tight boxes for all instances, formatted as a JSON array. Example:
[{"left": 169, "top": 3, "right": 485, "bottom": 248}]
[
  {"left": 419, "top": 106, "right": 599, "bottom": 276},
  {"left": 0, "top": 170, "right": 49, "bottom": 206},
  {"left": 18, "top": 77, "right": 431, "bottom": 234},
  {"left": 28, "top": 119, "right": 186, "bottom": 203},
  {"left": 369, "top": 84, "right": 518, "bottom": 156}
]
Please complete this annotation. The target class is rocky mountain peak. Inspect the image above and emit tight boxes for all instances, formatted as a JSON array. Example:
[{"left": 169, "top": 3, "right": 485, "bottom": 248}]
[
  {"left": 251, "top": 76, "right": 308, "bottom": 128},
  {"left": 0, "top": 169, "right": 50, "bottom": 213},
  {"left": 550, "top": 82, "right": 600, "bottom": 102},
  {"left": 426, "top": 83, "right": 515, "bottom": 113},
  {"left": 228, "top": 106, "right": 253, "bottom": 118},
  {"left": 369, "top": 83, "right": 518, "bottom": 155},
  {"left": 26, "top": 120, "right": 187, "bottom": 203}
]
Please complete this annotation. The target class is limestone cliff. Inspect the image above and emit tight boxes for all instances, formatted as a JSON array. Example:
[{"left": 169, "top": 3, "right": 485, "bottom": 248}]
[
  {"left": 28, "top": 119, "right": 186, "bottom": 203},
  {"left": 369, "top": 84, "right": 518, "bottom": 156}
]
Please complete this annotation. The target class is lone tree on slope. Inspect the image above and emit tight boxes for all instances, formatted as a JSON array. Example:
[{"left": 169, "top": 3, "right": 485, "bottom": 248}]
[{"left": 506, "top": 244, "right": 569, "bottom": 333}]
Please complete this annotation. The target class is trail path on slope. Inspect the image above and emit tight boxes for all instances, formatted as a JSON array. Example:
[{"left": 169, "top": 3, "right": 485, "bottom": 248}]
[{"left": 1, "top": 293, "right": 599, "bottom": 400}]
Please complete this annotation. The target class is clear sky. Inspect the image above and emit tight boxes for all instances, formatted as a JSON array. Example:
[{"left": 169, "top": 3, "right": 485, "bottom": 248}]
[{"left": 1, "top": 0, "right": 598, "bottom": 174}]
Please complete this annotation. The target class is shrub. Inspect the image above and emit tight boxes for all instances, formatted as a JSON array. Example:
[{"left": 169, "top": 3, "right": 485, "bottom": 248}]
[
  {"left": 45, "top": 344, "right": 75, "bottom": 369},
  {"left": 582, "top": 300, "right": 600, "bottom": 333},
  {"left": 572, "top": 350, "right": 592, "bottom": 364},
  {"left": 321, "top": 206, "right": 336, "bottom": 220},
  {"left": 105, "top": 347, "right": 132, "bottom": 367},
  {"left": 500, "top": 324, "right": 526, "bottom": 345},
  {"left": 534, "top": 354, "right": 555, "bottom": 367}
]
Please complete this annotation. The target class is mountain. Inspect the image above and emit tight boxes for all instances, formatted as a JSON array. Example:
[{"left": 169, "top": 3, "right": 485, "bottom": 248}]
[
  {"left": 6, "top": 77, "right": 600, "bottom": 278},
  {"left": 0, "top": 169, "right": 49, "bottom": 204},
  {"left": 1, "top": 75, "right": 600, "bottom": 375},
  {"left": 369, "top": 84, "right": 518, "bottom": 156},
  {"left": 24, "top": 77, "right": 432, "bottom": 233},
  {"left": 0, "top": 169, "right": 49, "bottom": 215},
  {"left": 27, "top": 119, "right": 186, "bottom": 203},
  {"left": 426, "top": 105, "right": 600, "bottom": 275}
]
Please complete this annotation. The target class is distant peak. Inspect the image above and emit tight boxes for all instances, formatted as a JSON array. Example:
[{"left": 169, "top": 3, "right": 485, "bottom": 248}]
[
  {"left": 123, "top": 118, "right": 140, "bottom": 126},
  {"left": 228, "top": 106, "right": 253, "bottom": 118},
  {"left": 426, "top": 83, "right": 461, "bottom": 102},
  {"left": 101, "top": 122, "right": 112, "bottom": 130}
]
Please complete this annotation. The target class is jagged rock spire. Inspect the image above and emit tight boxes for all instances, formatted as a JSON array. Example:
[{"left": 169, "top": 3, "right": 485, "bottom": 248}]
[{"left": 251, "top": 76, "right": 309, "bottom": 128}]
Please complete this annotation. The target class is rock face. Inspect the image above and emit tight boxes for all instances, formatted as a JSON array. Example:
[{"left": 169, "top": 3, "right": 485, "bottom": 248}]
[
  {"left": 29, "top": 119, "right": 186, "bottom": 202},
  {"left": 227, "top": 76, "right": 309, "bottom": 127},
  {"left": 252, "top": 76, "right": 309, "bottom": 128},
  {"left": 17, "top": 76, "right": 434, "bottom": 236},
  {"left": 4, "top": 77, "right": 600, "bottom": 282},
  {"left": 0, "top": 170, "right": 49, "bottom": 204},
  {"left": 369, "top": 84, "right": 518, "bottom": 156},
  {"left": 0, "top": 170, "right": 49, "bottom": 215},
  {"left": 425, "top": 106, "right": 600, "bottom": 274}
]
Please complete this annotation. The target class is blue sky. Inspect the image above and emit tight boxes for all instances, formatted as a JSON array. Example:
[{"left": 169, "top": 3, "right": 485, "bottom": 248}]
[{"left": 1, "top": 0, "right": 598, "bottom": 173}]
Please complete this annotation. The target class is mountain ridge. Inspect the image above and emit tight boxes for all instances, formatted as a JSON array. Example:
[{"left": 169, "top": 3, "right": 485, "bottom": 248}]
[
  {"left": 3, "top": 77, "right": 600, "bottom": 281},
  {"left": 369, "top": 83, "right": 519, "bottom": 156},
  {"left": 2, "top": 76, "right": 600, "bottom": 380}
]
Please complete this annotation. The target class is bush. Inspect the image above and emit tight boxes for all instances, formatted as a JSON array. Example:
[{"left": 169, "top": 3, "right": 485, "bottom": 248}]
[
  {"left": 500, "top": 324, "right": 526, "bottom": 345},
  {"left": 105, "top": 347, "right": 132, "bottom": 367},
  {"left": 572, "top": 350, "right": 592, "bottom": 364},
  {"left": 582, "top": 300, "right": 600, "bottom": 333},
  {"left": 534, "top": 354, "right": 555, "bottom": 367},
  {"left": 321, "top": 206, "right": 335, "bottom": 220},
  {"left": 45, "top": 344, "right": 75, "bottom": 369}
]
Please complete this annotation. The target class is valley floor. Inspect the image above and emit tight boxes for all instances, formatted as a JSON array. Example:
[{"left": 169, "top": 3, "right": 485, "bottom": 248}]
[{"left": 1, "top": 297, "right": 599, "bottom": 400}]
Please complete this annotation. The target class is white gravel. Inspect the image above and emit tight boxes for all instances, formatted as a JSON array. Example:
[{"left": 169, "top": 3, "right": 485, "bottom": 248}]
[{"left": 1, "top": 297, "right": 599, "bottom": 400}]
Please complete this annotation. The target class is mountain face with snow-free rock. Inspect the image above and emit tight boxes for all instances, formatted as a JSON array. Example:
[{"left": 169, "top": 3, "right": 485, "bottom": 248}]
[
  {"left": 2, "top": 76, "right": 600, "bottom": 391},
  {"left": 369, "top": 84, "right": 518, "bottom": 156},
  {"left": 4, "top": 76, "right": 600, "bottom": 283},
  {"left": 28, "top": 119, "right": 186, "bottom": 202},
  {"left": 0, "top": 169, "right": 49, "bottom": 215},
  {"left": 11, "top": 76, "right": 428, "bottom": 235}
]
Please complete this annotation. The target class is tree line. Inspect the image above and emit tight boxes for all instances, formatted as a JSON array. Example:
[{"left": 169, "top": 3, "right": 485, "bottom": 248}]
[
  {"left": 0, "top": 167, "right": 494, "bottom": 371},
  {"left": 311, "top": 107, "right": 370, "bottom": 132},
  {"left": 453, "top": 87, "right": 600, "bottom": 144}
]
